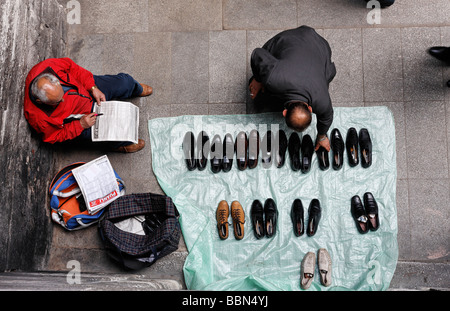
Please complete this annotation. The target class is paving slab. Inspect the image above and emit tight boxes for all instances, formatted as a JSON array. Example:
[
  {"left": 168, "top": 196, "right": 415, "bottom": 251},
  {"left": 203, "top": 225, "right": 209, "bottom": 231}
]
[
  {"left": 223, "top": 0, "right": 297, "bottom": 30},
  {"left": 362, "top": 27, "right": 404, "bottom": 102},
  {"left": 404, "top": 101, "right": 449, "bottom": 179}
]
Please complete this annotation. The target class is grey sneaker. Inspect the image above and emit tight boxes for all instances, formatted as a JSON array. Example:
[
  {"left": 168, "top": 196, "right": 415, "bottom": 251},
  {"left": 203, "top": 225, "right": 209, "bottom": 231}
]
[
  {"left": 318, "top": 248, "right": 332, "bottom": 287},
  {"left": 300, "top": 252, "right": 316, "bottom": 290}
]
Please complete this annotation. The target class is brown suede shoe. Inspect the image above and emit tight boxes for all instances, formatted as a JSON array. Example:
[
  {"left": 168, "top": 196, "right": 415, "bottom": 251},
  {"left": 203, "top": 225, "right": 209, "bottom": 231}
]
[
  {"left": 216, "top": 200, "right": 229, "bottom": 240},
  {"left": 231, "top": 201, "right": 245, "bottom": 240},
  {"left": 113, "top": 139, "right": 145, "bottom": 153},
  {"left": 139, "top": 83, "right": 153, "bottom": 97}
]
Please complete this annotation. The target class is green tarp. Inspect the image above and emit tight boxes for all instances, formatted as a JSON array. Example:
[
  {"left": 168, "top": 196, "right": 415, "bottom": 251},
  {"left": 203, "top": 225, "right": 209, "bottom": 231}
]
[{"left": 148, "top": 107, "right": 398, "bottom": 291}]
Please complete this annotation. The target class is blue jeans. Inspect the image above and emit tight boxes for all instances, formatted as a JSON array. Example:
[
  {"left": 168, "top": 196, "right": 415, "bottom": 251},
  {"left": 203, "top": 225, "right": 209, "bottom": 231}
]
[{"left": 74, "top": 73, "right": 143, "bottom": 149}]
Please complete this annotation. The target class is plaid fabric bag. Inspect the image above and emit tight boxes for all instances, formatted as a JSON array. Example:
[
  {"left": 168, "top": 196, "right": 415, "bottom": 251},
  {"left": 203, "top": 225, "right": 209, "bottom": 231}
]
[{"left": 98, "top": 193, "right": 181, "bottom": 270}]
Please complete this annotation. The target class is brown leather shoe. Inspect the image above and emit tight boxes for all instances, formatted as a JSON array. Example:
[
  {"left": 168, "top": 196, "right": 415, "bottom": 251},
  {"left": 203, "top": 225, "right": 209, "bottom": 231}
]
[
  {"left": 139, "top": 83, "right": 153, "bottom": 97},
  {"left": 113, "top": 139, "right": 145, "bottom": 153},
  {"left": 231, "top": 201, "right": 245, "bottom": 240},
  {"left": 216, "top": 200, "right": 229, "bottom": 240}
]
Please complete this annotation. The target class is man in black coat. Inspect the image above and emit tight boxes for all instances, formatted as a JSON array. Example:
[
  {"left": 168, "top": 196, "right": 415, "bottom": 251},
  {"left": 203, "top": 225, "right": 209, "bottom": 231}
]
[{"left": 249, "top": 26, "right": 336, "bottom": 152}]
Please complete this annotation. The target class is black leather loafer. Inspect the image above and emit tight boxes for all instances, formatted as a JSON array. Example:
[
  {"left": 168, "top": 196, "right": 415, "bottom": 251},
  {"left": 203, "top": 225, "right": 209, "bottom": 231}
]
[
  {"left": 363, "top": 192, "right": 380, "bottom": 231},
  {"left": 183, "top": 131, "right": 196, "bottom": 171},
  {"left": 196, "top": 131, "right": 209, "bottom": 171},
  {"left": 264, "top": 198, "right": 278, "bottom": 238},
  {"left": 428, "top": 46, "right": 450, "bottom": 63},
  {"left": 248, "top": 129, "right": 260, "bottom": 169},
  {"left": 288, "top": 132, "right": 301, "bottom": 171},
  {"left": 346, "top": 127, "right": 359, "bottom": 167},
  {"left": 222, "top": 133, "right": 234, "bottom": 172},
  {"left": 316, "top": 146, "right": 330, "bottom": 171},
  {"left": 235, "top": 131, "right": 248, "bottom": 171},
  {"left": 261, "top": 130, "right": 273, "bottom": 169},
  {"left": 359, "top": 128, "right": 372, "bottom": 168},
  {"left": 275, "top": 130, "right": 287, "bottom": 168},
  {"left": 307, "top": 199, "right": 321, "bottom": 237},
  {"left": 301, "top": 134, "right": 314, "bottom": 173},
  {"left": 290, "top": 199, "right": 304, "bottom": 237},
  {"left": 330, "top": 128, "right": 344, "bottom": 170},
  {"left": 210, "top": 134, "right": 222, "bottom": 174},
  {"left": 351, "top": 195, "right": 369, "bottom": 234},
  {"left": 250, "top": 200, "right": 265, "bottom": 239}
]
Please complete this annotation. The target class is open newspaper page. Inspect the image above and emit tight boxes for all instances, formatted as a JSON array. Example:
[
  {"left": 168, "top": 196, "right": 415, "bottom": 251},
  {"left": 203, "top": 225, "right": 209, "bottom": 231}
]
[
  {"left": 92, "top": 101, "right": 139, "bottom": 144},
  {"left": 72, "top": 155, "right": 121, "bottom": 214}
]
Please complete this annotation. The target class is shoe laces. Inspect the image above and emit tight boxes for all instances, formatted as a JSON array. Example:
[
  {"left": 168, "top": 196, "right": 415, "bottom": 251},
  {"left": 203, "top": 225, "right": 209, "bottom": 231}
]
[
  {"left": 218, "top": 209, "right": 229, "bottom": 225},
  {"left": 232, "top": 209, "right": 245, "bottom": 224}
]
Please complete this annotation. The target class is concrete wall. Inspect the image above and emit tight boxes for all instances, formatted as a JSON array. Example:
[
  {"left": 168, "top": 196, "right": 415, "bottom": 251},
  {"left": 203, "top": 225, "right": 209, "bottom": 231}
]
[{"left": 0, "top": 0, "right": 66, "bottom": 271}]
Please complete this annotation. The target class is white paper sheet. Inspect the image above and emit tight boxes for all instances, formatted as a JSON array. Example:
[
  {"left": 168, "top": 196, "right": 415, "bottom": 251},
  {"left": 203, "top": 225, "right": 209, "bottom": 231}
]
[
  {"left": 92, "top": 101, "right": 139, "bottom": 144},
  {"left": 72, "top": 155, "right": 121, "bottom": 214}
]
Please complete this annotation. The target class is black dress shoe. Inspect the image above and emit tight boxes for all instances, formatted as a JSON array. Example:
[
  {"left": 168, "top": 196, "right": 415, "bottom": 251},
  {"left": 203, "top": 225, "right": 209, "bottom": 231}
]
[
  {"left": 307, "top": 199, "right": 321, "bottom": 237},
  {"left": 301, "top": 134, "right": 314, "bottom": 173},
  {"left": 264, "top": 198, "right": 278, "bottom": 238},
  {"left": 351, "top": 195, "right": 369, "bottom": 234},
  {"left": 330, "top": 128, "right": 344, "bottom": 170},
  {"left": 248, "top": 130, "right": 260, "bottom": 169},
  {"left": 183, "top": 131, "right": 196, "bottom": 171},
  {"left": 288, "top": 132, "right": 301, "bottom": 171},
  {"left": 274, "top": 130, "right": 287, "bottom": 168},
  {"left": 196, "top": 131, "right": 209, "bottom": 171},
  {"left": 261, "top": 130, "right": 273, "bottom": 169},
  {"left": 235, "top": 131, "right": 248, "bottom": 171},
  {"left": 250, "top": 200, "right": 264, "bottom": 239},
  {"left": 222, "top": 133, "right": 234, "bottom": 172},
  {"left": 346, "top": 127, "right": 359, "bottom": 167},
  {"left": 316, "top": 146, "right": 330, "bottom": 171},
  {"left": 363, "top": 192, "right": 380, "bottom": 231},
  {"left": 210, "top": 134, "right": 222, "bottom": 173},
  {"left": 290, "top": 199, "right": 304, "bottom": 237},
  {"left": 359, "top": 128, "right": 372, "bottom": 168},
  {"left": 428, "top": 46, "right": 450, "bottom": 63}
]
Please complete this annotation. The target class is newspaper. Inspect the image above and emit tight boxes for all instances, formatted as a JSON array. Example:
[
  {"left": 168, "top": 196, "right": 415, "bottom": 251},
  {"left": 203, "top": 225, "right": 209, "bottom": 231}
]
[
  {"left": 72, "top": 155, "right": 122, "bottom": 214},
  {"left": 92, "top": 101, "right": 139, "bottom": 144}
]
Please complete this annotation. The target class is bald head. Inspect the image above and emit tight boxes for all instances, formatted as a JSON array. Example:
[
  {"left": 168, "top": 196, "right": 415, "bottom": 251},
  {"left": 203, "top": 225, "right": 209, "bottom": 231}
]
[
  {"left": 31, "top": 73, "right": 64, "bottom": 106},
  {"left": 283, "top": 101, "right": 313, "bottom": 132}
]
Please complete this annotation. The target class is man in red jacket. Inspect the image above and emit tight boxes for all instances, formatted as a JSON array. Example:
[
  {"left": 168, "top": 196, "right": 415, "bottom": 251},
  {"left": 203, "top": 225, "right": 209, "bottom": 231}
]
[{"left": 24, "top": 58, "right": 152, "bottom": 152}]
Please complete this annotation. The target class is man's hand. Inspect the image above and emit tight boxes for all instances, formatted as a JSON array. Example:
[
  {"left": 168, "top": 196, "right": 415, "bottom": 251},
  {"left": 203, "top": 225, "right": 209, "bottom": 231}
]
[
  {"left": 80, "top": 113, "right": 98, "bottom": 129},
  {"left": 315, "top": 134, "right": 331, "bottom": 152},
  {"left": 249, "top": 79, "right": 263, "bottom": 100},
  {"left": 91, "top": 87, "right": 106, "bottom": 106}
]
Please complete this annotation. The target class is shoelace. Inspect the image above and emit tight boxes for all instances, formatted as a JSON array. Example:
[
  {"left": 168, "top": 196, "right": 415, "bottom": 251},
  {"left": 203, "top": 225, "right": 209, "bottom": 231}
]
[
  {"left": 232, "top": 210, "right": 245, "bottom": 224},
  {"left": 218, "top": 210, "right": 229, "bottom": 225}
]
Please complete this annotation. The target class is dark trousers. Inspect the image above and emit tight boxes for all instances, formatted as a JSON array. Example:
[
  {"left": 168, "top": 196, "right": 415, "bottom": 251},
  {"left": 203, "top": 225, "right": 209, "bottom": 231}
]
[{"left": 75, "top": 73, "right": 143, "bottom": 149}]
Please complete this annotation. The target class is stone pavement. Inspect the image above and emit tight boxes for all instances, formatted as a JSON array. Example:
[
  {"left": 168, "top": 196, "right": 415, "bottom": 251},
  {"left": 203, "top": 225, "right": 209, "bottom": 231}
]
[{"left": 44, "top": 0, "right": 450, "bottom": 290}]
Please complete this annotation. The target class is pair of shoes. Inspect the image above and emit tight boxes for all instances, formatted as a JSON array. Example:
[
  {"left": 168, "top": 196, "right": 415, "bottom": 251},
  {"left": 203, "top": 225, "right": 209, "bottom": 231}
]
[
  {"left": 300, "top": 248, "right": 332, "bottom": 289},
  {"left": 260, "top": 130, "right": 289, "bottom": 169},
  {"left": 216, "top": 200, "right": 245, "bottom": 240},
  {"left": 138, "top": 83, "right": 153, "bottom": 97},
  {"left": 288, "top": 133, "right": 314, "bottom": 173},
  {"left": 250, "top": 199, "right": 278, "bottom": 239},
  {"left": 351, "top": 192, "right": 380, "bottom": 234},
  {"left": 113, "top": 139, "right": 146, "bottom": 153},
  {"left": 223, "top": 130, "right": 260, "bottom": 171},
  {"left": 291, "top": 199, "right": 322, "bottom": 237},
  {"left": 182, "top": 131, "right": 210, "bottom": 171},
  {"left": 331, "top": 128, "right": 372, "bottom": 169},
  {"left": 428, "top": 46, "right": 450, "bottom": 64},
  {"left": 211, "top": 133, "right": 234, "bottom": 173}
]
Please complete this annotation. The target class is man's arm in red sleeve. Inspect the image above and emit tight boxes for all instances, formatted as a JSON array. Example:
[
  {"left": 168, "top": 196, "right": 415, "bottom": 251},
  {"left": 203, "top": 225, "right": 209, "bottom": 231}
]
[{"left": 42, "top": 120, "right": 85, "bottom": 144}]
